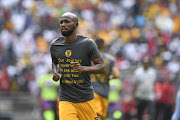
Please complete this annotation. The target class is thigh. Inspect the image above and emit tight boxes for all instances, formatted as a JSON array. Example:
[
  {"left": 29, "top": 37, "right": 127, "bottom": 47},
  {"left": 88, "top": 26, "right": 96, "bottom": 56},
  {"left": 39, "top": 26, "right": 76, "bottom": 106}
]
[
  {"left": 136, "top": 99, "right": 146, "bottom": 112},
  {"left": 94, "top": 92, "right": 109, "bottom": 118},
  {"left": 59, "top": 101, "right": 78, "bottom": 120},
  {"left": 147, "top": 101, "right": 155, "bottom": 120},
  {"left": 136, "top": 99, "right": 146, "bottom": 120},
  {"left": 76, "top": 99, "right": 98, "bottom": 120},
  {"left": 94, "top": 92, "right": 103, "bottom": 116},
  {"left": 101, "top": 97, "right": 109, "bottom": 118},
  {"left": 147, "top": 101, "right": 155, "bottom": 113}
]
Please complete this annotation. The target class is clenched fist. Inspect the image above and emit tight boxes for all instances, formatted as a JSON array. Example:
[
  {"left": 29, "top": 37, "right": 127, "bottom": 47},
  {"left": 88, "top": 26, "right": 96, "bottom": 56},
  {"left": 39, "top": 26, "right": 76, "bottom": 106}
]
[
  {"left": 53, "top": 72, "right": 62, "bottom": 82},
  {"left": 70, "top": 62, "right": 84, "bottom": 72}
]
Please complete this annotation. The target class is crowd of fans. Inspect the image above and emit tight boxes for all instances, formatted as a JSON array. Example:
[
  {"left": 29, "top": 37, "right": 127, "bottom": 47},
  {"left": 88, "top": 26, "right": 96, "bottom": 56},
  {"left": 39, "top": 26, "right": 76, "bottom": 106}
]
[{"left": 0, "top": 0, "right": 180, "bottom": 119}]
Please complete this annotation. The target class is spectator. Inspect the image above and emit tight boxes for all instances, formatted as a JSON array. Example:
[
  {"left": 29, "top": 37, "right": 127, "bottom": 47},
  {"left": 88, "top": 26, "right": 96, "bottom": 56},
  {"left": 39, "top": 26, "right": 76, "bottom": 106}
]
[
  {"left": 132, "top": 56, "right": 157, "bottom": 120},
  {"left": 154, "top": 69, "right": 175, "bottom": 120}
]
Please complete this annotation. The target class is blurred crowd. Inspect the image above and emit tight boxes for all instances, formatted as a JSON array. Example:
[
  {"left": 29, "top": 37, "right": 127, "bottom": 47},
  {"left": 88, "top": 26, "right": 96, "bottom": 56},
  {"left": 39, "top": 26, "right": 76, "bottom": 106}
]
[{"left": 0, "top": 0, "right": 180, "bottom": 119}]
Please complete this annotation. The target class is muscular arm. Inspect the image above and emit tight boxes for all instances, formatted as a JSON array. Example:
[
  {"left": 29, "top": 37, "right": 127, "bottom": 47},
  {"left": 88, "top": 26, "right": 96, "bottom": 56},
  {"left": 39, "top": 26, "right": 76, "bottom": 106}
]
[
  {"left": 52, "top": 62, "right": 61, "bottom": 82},
  {"left": 52, "top": 62, "right": 58, "bottom": 74},
  {"left": 85, "top": 55, "right": 105, "bottom": 73},
  {"left": 71, "top": 56, "right": 105, "bottom": 74}
]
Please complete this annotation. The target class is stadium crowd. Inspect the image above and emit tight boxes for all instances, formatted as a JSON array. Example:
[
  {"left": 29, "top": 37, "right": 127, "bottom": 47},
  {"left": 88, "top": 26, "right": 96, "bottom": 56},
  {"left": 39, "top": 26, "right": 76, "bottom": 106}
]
[{"left": 0, "top": 0, "right": 180, "bottom": 120}]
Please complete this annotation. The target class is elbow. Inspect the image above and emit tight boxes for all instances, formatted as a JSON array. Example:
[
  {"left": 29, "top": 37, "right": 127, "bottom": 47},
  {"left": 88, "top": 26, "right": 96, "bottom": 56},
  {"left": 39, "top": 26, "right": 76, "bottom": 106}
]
[
  {"left": 115, "top": 72, "right": 120, "bottom": 78},
  {"left": 97, "top": 63, "right": 106, "bottom": 74},
  {"left": 111, "top": 67, "right": 120, "bottom": 79},
  {"left": 114, "top": 74, "right": 120, "bottom": 79}
]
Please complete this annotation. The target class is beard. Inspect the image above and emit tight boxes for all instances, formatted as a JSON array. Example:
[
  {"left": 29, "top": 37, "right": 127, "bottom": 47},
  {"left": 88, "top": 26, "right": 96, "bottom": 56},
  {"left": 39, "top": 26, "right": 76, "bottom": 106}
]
[{"left": 61, "top": 26, "right": 75, "bottom": 36}]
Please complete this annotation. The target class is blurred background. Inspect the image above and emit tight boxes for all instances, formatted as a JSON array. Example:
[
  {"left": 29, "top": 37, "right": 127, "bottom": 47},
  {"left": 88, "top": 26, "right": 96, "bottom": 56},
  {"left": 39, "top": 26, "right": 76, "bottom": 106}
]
[{"left": 0, "top": 0, "right": 180, "bottom": 120}]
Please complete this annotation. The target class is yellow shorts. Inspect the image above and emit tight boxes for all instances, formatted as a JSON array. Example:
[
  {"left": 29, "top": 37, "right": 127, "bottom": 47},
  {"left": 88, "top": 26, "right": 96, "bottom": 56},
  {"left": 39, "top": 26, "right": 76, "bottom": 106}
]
[
  {"left": 59, "top": 99, "right": 98, "bottom": 120},
  {"left": 94, "top": 92, "right": 109, "bottom": 118}
]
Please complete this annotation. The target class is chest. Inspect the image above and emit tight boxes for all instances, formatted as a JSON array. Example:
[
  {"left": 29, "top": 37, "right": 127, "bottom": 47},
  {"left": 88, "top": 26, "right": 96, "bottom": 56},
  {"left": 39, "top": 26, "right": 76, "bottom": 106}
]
[
  {"left": 137, "top": 71, "right": 155, "bottom": 83},
  {"left": 52, "top": 45, "right": 89, "bottom": 64}
]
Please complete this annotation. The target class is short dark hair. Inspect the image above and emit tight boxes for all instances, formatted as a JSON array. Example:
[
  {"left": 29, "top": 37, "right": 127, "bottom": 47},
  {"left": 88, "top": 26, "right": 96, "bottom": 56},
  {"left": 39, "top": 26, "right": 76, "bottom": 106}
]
[{"left": 95, "top": 38, "right": 104, "bottom": 49}]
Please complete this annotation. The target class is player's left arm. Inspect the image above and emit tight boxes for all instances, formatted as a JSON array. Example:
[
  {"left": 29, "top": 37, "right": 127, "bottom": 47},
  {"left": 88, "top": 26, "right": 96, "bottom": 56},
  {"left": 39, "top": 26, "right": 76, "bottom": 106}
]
[{"left": 71, "top": 55, "right": 105, "bottom": 73}]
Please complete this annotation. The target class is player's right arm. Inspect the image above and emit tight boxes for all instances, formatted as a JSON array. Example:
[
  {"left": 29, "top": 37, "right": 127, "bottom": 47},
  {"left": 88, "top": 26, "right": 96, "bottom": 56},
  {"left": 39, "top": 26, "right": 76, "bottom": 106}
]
[
  {"left": 50, "top": 41, "right": 62, "bottom": 82},
  {"left": 52, "top": 62, "right": 61, "bottom": 82}
]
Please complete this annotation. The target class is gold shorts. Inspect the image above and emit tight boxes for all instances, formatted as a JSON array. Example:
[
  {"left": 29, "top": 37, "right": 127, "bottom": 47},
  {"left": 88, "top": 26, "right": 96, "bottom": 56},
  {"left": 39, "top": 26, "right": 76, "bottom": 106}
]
[
  {"left": 59, "top": 99, "right": 98, "bottom": 120},
  {"left": 94, "top": 92, "right": 109, "bottom": 118}
]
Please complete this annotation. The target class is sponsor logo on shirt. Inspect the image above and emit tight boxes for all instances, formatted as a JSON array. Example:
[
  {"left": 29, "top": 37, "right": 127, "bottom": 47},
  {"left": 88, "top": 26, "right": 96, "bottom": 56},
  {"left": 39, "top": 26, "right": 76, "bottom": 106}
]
[{"left": 65, "top": 50, "right": 72, "bottom": 57}]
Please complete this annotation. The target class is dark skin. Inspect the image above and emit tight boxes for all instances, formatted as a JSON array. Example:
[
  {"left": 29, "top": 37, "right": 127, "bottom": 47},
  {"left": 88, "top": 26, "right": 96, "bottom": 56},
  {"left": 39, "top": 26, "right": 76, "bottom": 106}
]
[
  {"left": 99, "top": 44, "right": 120, "bottom": 79},
  {"left": 52, "top": 12, "right": 105, "bottom": 82}
]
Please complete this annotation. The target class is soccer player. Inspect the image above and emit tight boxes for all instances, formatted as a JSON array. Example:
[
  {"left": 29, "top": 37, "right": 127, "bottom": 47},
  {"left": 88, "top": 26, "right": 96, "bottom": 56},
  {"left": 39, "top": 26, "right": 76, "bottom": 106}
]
[
  {"left": 49, "top": 12, "right": 105, "bottom": 120},
  {"left": 92, "top": 38, "right": 120, "bottom": 120}
]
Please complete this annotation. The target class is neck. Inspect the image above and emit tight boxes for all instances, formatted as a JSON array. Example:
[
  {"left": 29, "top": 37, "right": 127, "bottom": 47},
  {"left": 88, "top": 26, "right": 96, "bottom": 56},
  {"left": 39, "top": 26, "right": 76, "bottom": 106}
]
[
  {"left": 64, "top": 32, "right": 77, "bottom": 43},
  {"left": 99, "top": 48, "right": 104, "bottom": 52}
]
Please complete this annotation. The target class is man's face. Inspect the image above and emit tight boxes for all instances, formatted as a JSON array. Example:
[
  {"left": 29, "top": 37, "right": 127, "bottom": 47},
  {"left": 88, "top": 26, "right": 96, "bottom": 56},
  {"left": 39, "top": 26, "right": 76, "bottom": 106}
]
[
  {"left": 59, "top": 17, "right": 76, "bottom": 36},
  {"left": 143, "top": 62, "right": 149, "bottom": 70}
]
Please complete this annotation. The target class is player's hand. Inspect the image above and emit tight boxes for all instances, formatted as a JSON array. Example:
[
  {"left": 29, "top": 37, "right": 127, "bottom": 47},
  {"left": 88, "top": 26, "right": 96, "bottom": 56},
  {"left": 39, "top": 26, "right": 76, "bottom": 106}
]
[
  {"left": 70, "top": 62, "right": 84, "bottom": 72},
  {"left": 53, "top": 72, "right": 62, "bottom": 82}
]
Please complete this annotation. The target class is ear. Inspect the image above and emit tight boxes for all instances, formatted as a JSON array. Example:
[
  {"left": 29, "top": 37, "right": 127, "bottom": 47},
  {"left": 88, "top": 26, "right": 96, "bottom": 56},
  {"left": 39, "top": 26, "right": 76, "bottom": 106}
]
[{"left": 75, "top": 22, "right": 78, "bottom": 28}]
